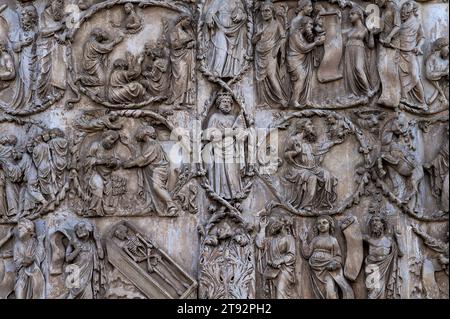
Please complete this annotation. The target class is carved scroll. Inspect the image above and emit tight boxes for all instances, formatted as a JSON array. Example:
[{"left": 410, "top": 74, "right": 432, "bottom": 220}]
[{"left": 317, "top": 11, "right": 343, "bottom": 83}]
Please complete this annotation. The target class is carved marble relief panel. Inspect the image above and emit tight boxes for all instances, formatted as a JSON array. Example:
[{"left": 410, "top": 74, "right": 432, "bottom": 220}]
[{"left": 0, "top": 0, "right": 448, "bottom": 299}]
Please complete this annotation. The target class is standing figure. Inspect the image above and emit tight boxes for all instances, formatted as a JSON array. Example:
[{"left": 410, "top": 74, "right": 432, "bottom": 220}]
[
  {"left": 299, "top": 216, "right": 354, "bottom": 299},
  {"left": 13, "top": 219, "right": 45, "bottom": 299},
  {"left": 32, "top": 133, "right": 57, "bottom": 201},
  {"left": 343, "top": 7, "right": 376, "bottom": 99},
  {"left": 425, "top": 38, "right": 449, "bottom": 105},
  {"left": 375, "top": 0, "right": 401, "bottom": 107},
  {"left": 202, "top": 93, "right": 246, "bottom": 202},
  {"left": 255, "top": 216, "right": 297, "bottom": 299},
  {"left": 108, "top": 53, "right": 147, "bottom": 104},
  {"left": 287, "top": 17, "right": 325, "bottom": 108},
  {"left": 412, "top": 225, "right": 448, "bottom": 299},
  {"left": 205, "top": 0, "right": 248, "bottom": 78},
  {"left": 141, "top": 40, "right": 171, "bottom": 98},
  {"left": 283, "top": 118, "right": 338, "bottom": 211},
  {"left": 253, "top": 0, "right": 288, "bottom": 108},
  {"left": 364, "top": 212, "right": 403, "bottom": 299},
  {"left": 11, "top": 5, "right": 39, "bottom": 110},
  {"left": 65, "top": 221, "right": 105, "bottom": 299},
  {"left": 424, "top": 127, "right": 449, "bottom": 213},
  {"left": 36, "top": 0, "right": 67, "bottom": 106},
  {"left": 0, "top": 135, "right": 19, "bottom": 218},
  {"left": 167, "top": 16, "right": 196, "bottom": 107},
  {"left": 378, "top": 113, "right": 424, "bottom": 213},
  {"left": 397, "top": 1, "right": 427, "bottom": 110},
  {"left": 48, "top": 128, "right": 69, "bottom": 189},
  {"left": 85, "top": 130, "right": 121, "bottom": 216},
  {"left": 79, "top": 28, "right": 123, "bottom": 87},
  {"left": 0, "top": 39, "right": 15, "bottom": 91},
  {"left": 7, "top": 144, "right": 48, "bottom": 218},
  {"left": 122, "top": 126, "right": 178, "bottom": 217}
]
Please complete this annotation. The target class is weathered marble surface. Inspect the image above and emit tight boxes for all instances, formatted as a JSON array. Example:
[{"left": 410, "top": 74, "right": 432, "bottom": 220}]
[{"left": 0, "top": 0, "right": 448, "bottom": 299}]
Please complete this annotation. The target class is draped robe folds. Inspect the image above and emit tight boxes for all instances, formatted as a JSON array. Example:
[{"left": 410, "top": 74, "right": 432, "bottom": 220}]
[
  {"left": 86, "top": 142, "right": 120, "bottom": 215},
  {"left": 344, "top": 26, "right": 375, "bottom": 98},
  {"left": 284, "top": 135, "right": 337, "bottom": 210},
  {"left": 255, "top": 19, "right": 288, "bottom": 107},
  {"left": 203, "top": 113, "right": 245, "bottom": 201},
  {"left": 260, "top": 235, "right": 296, "bottom": 299},
  {"left": 16, "top": 153, "right": 45, "bottom": 214},
  {"left": 108, "top": 68, "right": 146, "bottom": 104},
  {"left": 11, "top": 29, "right": 37, "bottom": 110},
  {"left": 364, "top": 238, "right": 402, "bottom": 299},
  {"left": 168, "top": 25, "right": 195, "bottom": 106},
  {"left": 286, "top": 31, "right": 314, "bottom": 106},
  {"left": 32, "top": 142, "right": 57, "bottom": 198},
  {"left": 13, "top": 236, "right": 45, "bottom": 299},
  {"left": 49, "top": 137, "right": 69, "bottom": 189},
  {"left": 0, "top": 144, "right": 17, "bottom": 217},
  {"left": 206, "top": 0, "right": 247, "bottom": 78},
  {"left": 81, "top": 38, "right": 116, "bottom": 86},
  {"left": 306, "top": 236, "right": 354, "bottom": 299},
  {"left": 398, "top": 16, "right": 425, "bottom": 105},
  {"left": 36, "top": 8, "right": 66, "bottom": 103},
  {"left": 131, "top": 140, "right": 174, "bottom": 216},
  {"left": 377, "top": 2, "right": 401, "bottom": 107},
  {"left": 427, "top": 140, "right": 449, "bottom": 211},
  {"left": 66, "top": 240, "right": 103, "bottom": 299},
  {"left": 143, "top": 56, "right": 170, "bottom": 97}
]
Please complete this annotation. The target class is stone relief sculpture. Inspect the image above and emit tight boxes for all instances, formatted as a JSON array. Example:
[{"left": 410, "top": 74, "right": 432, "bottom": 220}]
[
  {"left": 254, "top": 0, "right": 289, "bottom": 108},
  {"left": 255, "top": 209, "right": 297, "bottom": 299},
  {"left": 0, "top": 0, "right": 447, "bottom": 300},
  {"left": 203, "top": 0, "right": 249, "bottom": 78},
  {"left": 106, "top": 221, "right": 197, "bottom": 299},
  {"left": 299, "top": 215, "right": 355, "bottom": 299},
  {"left": 363, "top": 208, "right": 403, "bottom": 299}
]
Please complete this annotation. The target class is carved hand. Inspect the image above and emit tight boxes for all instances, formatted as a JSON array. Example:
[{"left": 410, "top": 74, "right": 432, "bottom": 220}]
[{"left": 412, "top": 46, "right": 423, "bottom": 56}]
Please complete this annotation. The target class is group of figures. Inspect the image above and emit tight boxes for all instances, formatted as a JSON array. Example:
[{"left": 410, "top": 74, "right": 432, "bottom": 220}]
[
  {"left": 0, "top": 126, "right": 69, "bottom": 221},
  {"left": 75, "top": 2, "right": 196, "bottom": 108},
  {"left": 0, "top": 0, "right": 448, "bottom": 299},
  {"left": 0, "top": 217, "right": 196, "bottom": 299},
  {"left": 249, "top": 0, "right": 449, "bottom": 110}
]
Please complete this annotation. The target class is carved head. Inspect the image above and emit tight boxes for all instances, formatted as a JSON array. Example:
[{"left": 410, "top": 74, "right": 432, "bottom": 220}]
[
  {"left": 261, "top": 0, "right": 274, "bottom": 21},
  {"left": 296, "top": 0, "right": 313, "bottom": 16},
  {"left": 267, "top": 218, "right": 283, "bottom": 236},
  {"left": 369, "top": 213, "right": 388, "bottom": 238},
  {"left": 124, "top": 2, "right": 134, "bottom": 14},
  {"left": 0, "top": 135, "right": 17, "bottom": 146},
  {"left": 298, "top": 16, "right": 314, "bottom": 42},
  {"left": 349, "top": 7, "right": 364, "bottom": 24},
  {"left": 113, "top": 58, "right": 128, "bottom": 70},
  {"left": 135, "top": 126, "right": 157, "bottom": 142},
  {"left": 49, "top": 128, "right": 64, "bottom": 139},
  {"left": 26, "top": 141, "right": 35, "bottom": 154},
  {"left": 17, "top": 218, "right": 35, "bottom": 240},
  {"left": 48, "top": 0, "right": 64, "bottom": 21},
  {"left": 375, "top": 0, "right": 387, "bottom": 9},
  {"left": 42, "top": 130, "right": 51, "bottom": 142},
  {"left": 294, "top": 118, "right": 316, "bottom": 142},
  {"left": 433, "top": 37, "right": 449, "bottom": 58},
  {"left": 101, "top": 130, "right": 120, "bottom": 150},
  {"left": 91, "top": 28, "right": 110, "bottom": 42},
  {"left": 114, "top": 224, "right": 129, "bottom": 241},
  {"left": 20, "top": 5, "right": 38, "bottom": 31},
  {"left": 75, "top": 221, "right": 93, "bottom": 240},
  {"left": 392, "top": 112, "right": 409, "bottom": 136},
  {"left": 314, "top": 215, "right": 335, "bottom": 235},
  {"left": 401, "top": 1, "right": 417, "bottom": 22},
  {"left": 216, "top": 93, "right": 234, "bottom": 114},
  {"left": 0, "top": 39, "right": 6, "bottom": 52}
]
